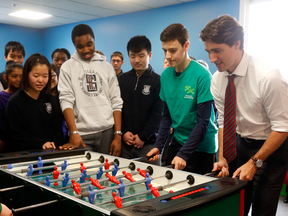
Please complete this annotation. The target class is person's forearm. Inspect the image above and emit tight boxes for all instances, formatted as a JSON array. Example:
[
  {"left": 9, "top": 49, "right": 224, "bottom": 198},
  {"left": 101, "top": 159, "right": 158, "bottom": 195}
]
[
  {"left": 113, "top": 111, "right": 122, "bottom": 140},
  {"left": 254, "top": 131, "right": 288, "bottom": 161},
  {"left": 113, "top": 111, "right": 122, "bottom": 132},
  {"left": 63, "top": 108, "right": 77, "bottom": 132},
  {"left": 218, "top": 128, "right": 224, "bottom": 161}
]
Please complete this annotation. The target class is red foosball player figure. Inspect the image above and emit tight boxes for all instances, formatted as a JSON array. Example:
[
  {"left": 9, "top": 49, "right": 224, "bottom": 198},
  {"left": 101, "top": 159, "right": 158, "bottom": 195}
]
[
  {"left": 122, "top": 170, "right": 136, "bottom": 182},
  {"left": 148, "top": 184, "right": 160, "bottom": 197},
  {"left": 89, "top": 177, "right": 104, "bottom": 189},
  {"left": 104, "top": 158, "right": 110, "bottom": 170},
  {"left": 105, "top": 172, "right": 120, "bottom": 184},
  {"left": 112, "top": 192, "right": 123, "bottom": 208},
  {"left": 71, "top": 179, "right": 81, "bottom": 194},
  {"left": 53, "top": 166, "right": 60, "bottom": 186},
  {"left": 137, "top": 168, "right": 146, "bottom": 178},
  {"left": 80, "top": 162, "right": 87, "bottom": 174}
]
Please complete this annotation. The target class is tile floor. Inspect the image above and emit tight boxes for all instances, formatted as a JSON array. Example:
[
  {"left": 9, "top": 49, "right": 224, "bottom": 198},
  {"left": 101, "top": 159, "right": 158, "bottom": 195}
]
[
  {"left": 248, "top": 195, "right": 288, "bottom": 216},
  {"left": 276, "top": 195, "right": 288, "bottom": 216}
]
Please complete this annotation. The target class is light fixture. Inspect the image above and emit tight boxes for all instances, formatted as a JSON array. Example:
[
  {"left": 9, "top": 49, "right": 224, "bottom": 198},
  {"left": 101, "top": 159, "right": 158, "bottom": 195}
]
[{"left": 9, "top": 10, "right": 52, "bottom": 20}]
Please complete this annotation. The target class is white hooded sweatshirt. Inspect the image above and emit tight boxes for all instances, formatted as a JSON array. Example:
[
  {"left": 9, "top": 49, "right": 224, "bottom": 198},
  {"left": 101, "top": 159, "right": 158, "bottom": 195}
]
[{"left": 58, "top": 51, "right": 123, "bottom": 136}]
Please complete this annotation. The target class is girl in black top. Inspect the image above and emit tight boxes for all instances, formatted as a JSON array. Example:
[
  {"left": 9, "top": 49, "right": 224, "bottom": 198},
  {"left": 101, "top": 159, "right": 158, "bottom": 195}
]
[{"left": 5, "top": 53, "right": 64, "bottom": 151}]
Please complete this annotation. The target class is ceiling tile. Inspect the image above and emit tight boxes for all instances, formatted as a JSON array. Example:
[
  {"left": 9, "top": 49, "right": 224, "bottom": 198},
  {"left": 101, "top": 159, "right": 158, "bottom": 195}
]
[
  {"left": 43, "top": 0, "right": 93, "bottom": 12},
  {"left": 68, "top": 0, "right": 119, "bottom": 7},
  {"left": 124, "top": 0, "right": 183, "bottom": 8},
  {"left": 0, "top": 0, "right": 199, "bottom": 28},
  {"left": 78, "top": 7, "right": 122, "bottom": 17},
  {"left": 99, "top": 1, "right": 150, "bottom": 13}
]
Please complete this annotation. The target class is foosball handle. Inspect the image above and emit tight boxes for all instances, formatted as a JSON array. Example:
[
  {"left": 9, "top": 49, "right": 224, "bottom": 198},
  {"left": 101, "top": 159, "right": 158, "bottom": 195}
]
[
  {"left": 146, "top": 154, "right": 156, "bottom": 160},
  {"left": 205, "top": 170, "right": 221, "bottom": 177}
]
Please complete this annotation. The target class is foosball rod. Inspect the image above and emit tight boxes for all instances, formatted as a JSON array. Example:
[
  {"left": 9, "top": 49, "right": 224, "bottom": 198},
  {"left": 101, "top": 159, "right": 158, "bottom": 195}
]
[
  {"left": 77, "top": 174, "right": 167, "bottom": 199},
  {"left": 11, "top": 199, "right": 60, "bottom": 214},
  {"left": 1, "top": 152, "right": 94, "bottom": 169},
  {"left": 95, "top": 175, "right": 195, "bottom": 206},
  {"left": 56, "top": 162, "right": 137, "bottom": 190},
  {"left": 75, "top": 169, "right": 173, "bottom": 199},
  {"left": 24, "top": 158, "right": 120, "bottom": 178},
  {"left": 0, "top": 185, "right": 26, "bottom": 192},
  {"left": 11, "top": 155, "right": 105, "bottom": 174}
]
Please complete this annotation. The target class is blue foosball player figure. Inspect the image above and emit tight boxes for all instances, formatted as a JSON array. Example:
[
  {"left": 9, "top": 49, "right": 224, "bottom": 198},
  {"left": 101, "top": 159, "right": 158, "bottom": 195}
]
[
  {"left": 44, "top": 176, "right": 51, "bottom": 187},
  {"left": 37, "top": 157, "right": 43, "bottom": 174},
  {"left": 61, "top": 160, "right": 68, "bottom": 172},
  {"left": 118, "top": 179, "right": 125, "bottom": 197},
  {"left": 62, "top": 173, "right": 70, "bottom": 187},
  {"left": 112, "top": 164, "right": 119, "bottom": 176},
  {"left": 97, "top": 167, "right": 103, "bottom": 179},
  {"left": 145, "top": 173, "right": 151, "bottom": 190},
  {"left": 27, "top": 164, "right": 34, "bottom": 176},
  {"left": 88, "top": 185, "right": 96, "bottom": 204},
  {"left": 80, "top": 169, "right": 87, "bottom": 183}
]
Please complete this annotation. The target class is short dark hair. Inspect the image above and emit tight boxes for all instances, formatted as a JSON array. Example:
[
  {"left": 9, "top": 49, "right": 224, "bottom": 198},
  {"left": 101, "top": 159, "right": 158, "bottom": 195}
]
[
  {"left": 200, "top": 15, "right": 244, "bottom": 50},
  {"left": 51, "top": 64, "right": 59, "bottom": 77},
  {"left": 160, "top": 23, "right": 189, "bottom": 46},
  {"left": 20, "top": 53, "right": 51, "bottom": 94},
  {"left": 71, "top": 24, "right": 95, "bottom": 44},
  {"left": 51, "top": 48, "right": 71, "bottom": 60},
  {"left": 95, "top": 50, "right": 104, "bottom": 55},
  {"left": 5, "top": 60, "right": 23, "bottom": 77},
  {"left": 111, "top": 51, "right": 124, "bottom": 61},
  {"left": 5, "top": 41, "right": 25, "bottom": 58},
  {"left": 127, "top": 36, "right": 151, "bottom": 54}
]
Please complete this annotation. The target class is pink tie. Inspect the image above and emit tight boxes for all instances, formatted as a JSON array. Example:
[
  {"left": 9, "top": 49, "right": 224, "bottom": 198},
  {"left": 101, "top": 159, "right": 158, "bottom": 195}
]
[{"left": 223, "top": 75, "right": 237, "bottom": 163}]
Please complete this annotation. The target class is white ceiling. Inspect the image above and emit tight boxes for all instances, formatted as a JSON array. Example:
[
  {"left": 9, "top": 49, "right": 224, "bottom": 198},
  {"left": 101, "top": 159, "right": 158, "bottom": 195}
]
[{"left": 0, "top": 0, "right": 196, "bottom": 29}]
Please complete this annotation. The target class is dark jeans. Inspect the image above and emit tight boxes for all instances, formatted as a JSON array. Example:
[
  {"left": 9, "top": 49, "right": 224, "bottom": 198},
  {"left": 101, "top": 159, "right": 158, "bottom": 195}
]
[
  {"left": 165, "top": 137, "right": 215, "bottom": 174},
  {"left": 230, "top": 135, "right": 288, "bottom": 216}
]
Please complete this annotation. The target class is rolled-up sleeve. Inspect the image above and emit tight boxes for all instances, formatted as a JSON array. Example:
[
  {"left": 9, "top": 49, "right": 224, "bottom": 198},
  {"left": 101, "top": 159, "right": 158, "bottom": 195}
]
[{"left": 261, "top": 69, "right": 288, "bottom": 132}]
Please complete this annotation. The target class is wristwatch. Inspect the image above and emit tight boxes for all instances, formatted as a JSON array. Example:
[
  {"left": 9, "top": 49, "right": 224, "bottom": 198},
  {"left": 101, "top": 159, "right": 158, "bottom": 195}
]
[
  {"left": 251, "top": 156, "right": 263, "bottom": 168},
  {"left": 114, "top": 131, "right": 122, "bottom": 136}
]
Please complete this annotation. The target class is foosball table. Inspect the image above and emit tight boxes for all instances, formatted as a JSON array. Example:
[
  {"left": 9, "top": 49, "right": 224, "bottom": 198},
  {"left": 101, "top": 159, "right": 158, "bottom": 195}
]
[{"left": 0, "top": 149, "right": 247, "bottom": 216}]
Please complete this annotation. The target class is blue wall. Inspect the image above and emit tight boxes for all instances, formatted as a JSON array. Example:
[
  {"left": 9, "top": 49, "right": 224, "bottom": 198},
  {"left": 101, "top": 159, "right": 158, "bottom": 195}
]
[
  {"left": 0, "top": 0, "right": 239, "bottom": 74},
  {"left": 42, "top": 0, "right": 239, "bottom": 74},
  {"left": 0, "top": 24, "right": 42, "bottom": 70}
]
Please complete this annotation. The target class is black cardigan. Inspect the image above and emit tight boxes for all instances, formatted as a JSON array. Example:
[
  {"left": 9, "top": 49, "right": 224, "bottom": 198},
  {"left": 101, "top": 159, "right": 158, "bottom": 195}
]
[{"left": 5, "top": 90, "right": 64, "bottom": 151}]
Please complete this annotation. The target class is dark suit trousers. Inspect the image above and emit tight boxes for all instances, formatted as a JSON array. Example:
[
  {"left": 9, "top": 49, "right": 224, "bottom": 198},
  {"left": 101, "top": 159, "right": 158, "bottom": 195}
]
[{"left": 229, "top": 135, "right": 288, "bottom": 216}]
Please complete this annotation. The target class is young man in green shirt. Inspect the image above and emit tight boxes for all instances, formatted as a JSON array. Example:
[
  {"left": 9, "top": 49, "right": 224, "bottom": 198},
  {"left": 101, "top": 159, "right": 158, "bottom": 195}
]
[{"left": 147, "top": 23, "right": 217, "bottom": 174}]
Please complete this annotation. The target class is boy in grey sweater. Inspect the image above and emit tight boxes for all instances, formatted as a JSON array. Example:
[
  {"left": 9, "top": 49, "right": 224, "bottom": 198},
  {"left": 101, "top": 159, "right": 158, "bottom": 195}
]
[{"left": 58, "top": 24, "right": 123, "bottom": 156}]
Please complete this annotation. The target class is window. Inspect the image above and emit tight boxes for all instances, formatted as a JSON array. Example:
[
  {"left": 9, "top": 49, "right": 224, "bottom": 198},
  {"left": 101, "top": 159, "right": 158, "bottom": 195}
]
[{"left": 240, "top": 0, "right": 288, "bottom": 79}]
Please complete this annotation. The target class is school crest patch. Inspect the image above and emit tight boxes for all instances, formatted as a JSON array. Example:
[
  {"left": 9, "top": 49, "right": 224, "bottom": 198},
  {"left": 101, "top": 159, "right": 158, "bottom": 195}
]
[
  {"left": 142, "top": 85, "right": 151, "bottom": 95},
  {"left": 45, "top": 103, "right": 52, "bottom": 114}
]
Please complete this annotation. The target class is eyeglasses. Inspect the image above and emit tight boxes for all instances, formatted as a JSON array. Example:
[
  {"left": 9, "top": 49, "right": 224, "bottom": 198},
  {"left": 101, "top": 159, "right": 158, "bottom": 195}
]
[{"left": 111, "top": 60, "right": 122, "bottom": 63}]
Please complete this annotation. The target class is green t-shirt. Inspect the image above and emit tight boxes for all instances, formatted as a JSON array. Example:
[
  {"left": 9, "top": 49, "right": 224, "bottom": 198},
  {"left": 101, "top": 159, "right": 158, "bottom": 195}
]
[
  {"left": 0, "top": 203, "right": 2, "bottom": 214},
  {"left": 160, "top": 60, "right": 218, "bottom": 154}
]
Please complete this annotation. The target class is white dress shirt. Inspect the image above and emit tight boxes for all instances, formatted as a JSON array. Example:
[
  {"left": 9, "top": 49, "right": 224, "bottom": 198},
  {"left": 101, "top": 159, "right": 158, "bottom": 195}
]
[{"left": 211, "top": 51, "right": 288, "bottom": 140}]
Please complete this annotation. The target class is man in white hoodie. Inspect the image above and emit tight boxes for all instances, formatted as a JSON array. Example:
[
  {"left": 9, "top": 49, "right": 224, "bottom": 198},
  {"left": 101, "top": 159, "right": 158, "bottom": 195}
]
[{"left": 58, "top": 24, "right": 123, "bottom": 156}]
